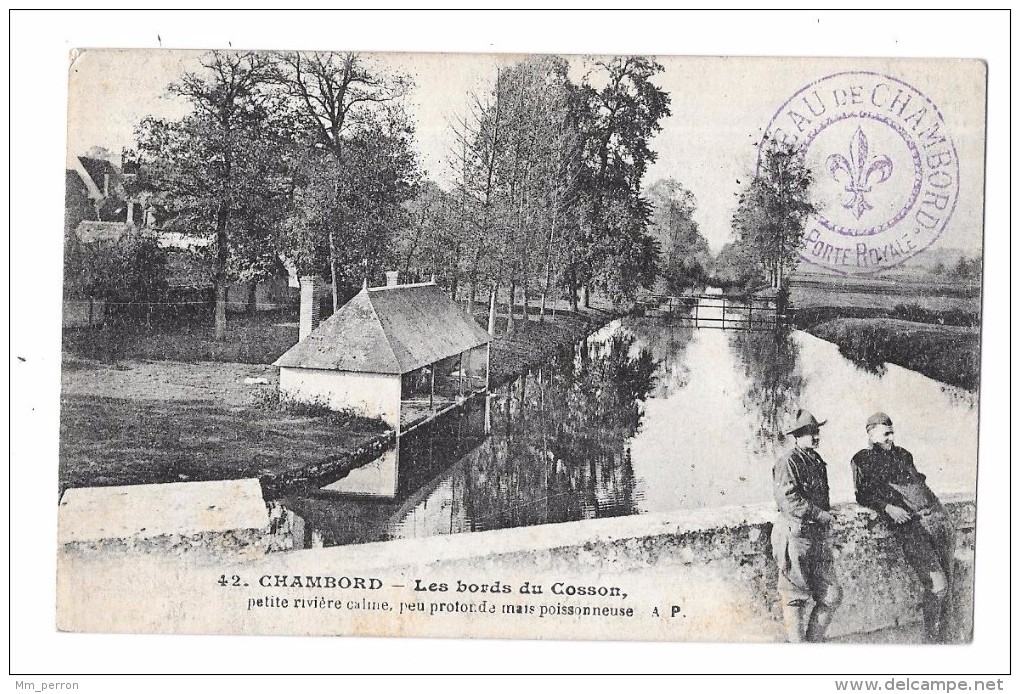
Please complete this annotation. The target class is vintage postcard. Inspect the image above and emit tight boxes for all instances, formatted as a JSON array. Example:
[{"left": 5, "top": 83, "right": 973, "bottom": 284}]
[{"left": 56, "top": 49, "right": 985, "bottom": 646}]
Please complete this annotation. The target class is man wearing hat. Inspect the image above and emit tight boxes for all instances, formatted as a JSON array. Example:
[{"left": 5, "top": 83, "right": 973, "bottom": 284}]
[
  {"left": 851, "top": 412, "right": 956, "bottom": 643},
  {"left": 771, "top": 409, "right": 842, "bottom": 643}
]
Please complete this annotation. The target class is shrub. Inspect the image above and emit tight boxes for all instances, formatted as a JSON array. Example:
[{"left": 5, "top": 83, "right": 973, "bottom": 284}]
[
  {"left": 250, "top": 387, "right": 389, "bottom": 431},
  {"left": 890, "top": 303, "right": 980, "bottom": 328}
]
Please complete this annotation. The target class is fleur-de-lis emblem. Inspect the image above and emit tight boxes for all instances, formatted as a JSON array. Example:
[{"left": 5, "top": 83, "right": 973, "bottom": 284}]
[{"left": 827, "top": 127, "right": 894, "bottom": 219}]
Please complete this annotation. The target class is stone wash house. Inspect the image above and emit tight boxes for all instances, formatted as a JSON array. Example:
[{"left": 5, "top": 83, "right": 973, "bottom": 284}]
[{"left": 274, "top": 281, "right": 491, "bottom": 434}]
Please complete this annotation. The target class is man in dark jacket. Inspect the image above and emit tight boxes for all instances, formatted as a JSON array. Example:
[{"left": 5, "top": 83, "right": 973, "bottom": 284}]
[
  {"left": 851, "top": 412, "right": 956, "bottom": 643},
  {"left": 772, "top": 409, "right": 842, "bottom": 643}
]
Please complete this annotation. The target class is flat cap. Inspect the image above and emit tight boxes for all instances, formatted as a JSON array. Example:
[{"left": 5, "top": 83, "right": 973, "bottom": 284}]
[{"left": 865, "top": 412, "right": 893, "bottom": 431}]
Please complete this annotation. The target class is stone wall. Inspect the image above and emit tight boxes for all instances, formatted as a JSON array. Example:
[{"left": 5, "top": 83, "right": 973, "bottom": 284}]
[
  {"left": 56, "top": 487, "right": 976, "bottom": 642},
  {"left": 255, "top": 492, "right": 975, "bottom": 642},
  {"left": 58, "top": 478, "right": 274, "bottom": 563}
]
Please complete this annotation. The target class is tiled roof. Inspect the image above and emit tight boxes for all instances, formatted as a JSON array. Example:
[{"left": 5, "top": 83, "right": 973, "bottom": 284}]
[
  {"left": 76, "top": 157, "right": 117, "bottom": 188},
  {"left": 77, "top": 156, "right": 118, "bottom": 190},
  {"left": 275, "top": 283, "right": 491, "bottom": 374}
]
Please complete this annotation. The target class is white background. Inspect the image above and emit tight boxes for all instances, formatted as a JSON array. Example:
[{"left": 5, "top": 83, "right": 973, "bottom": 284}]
[{"left": 7, "top": 8, "right": 1013, "bottom": 688}]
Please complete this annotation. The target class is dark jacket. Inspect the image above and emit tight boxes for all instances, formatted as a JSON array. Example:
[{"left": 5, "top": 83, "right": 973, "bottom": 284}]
[
  {"left": 851, "top": 444, "right": 939, "bottom": 520},
  {"left": 773, "top": 446, "right": 831, "bottom": 529}
]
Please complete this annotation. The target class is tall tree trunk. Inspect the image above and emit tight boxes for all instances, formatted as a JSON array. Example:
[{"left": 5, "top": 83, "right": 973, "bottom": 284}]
[
  {"left": 450, "top": 241, "right": 461, "bottom": 301},
  {"left": 487, "top": 283, "right": 498, "bottom": 336},
  {"left": 521, "top": 281, "right": 529, "bottom": 326},
  {"left": 541, "top": 211, "right": 558, "bottom": 322},
  {"left": 569, "top": 267, "right": 579, "bottom": 313},
  {"left": 506, "top": 281, "right": 516, "bottom": 336},
  {"left": 214, "top": 283, "right": 228, "bottom": 341},
  {"left": 247, "top": 281, "right": 258, "bottom": 316},
  {"left": 213, "top": 201, "right": 229, "bottom": 341},
  {"left": 329, "top": 225, "right": 341, "bottom": 311},
  {"left": 467, "top": 277, "right": 477, "bottom": 318}
]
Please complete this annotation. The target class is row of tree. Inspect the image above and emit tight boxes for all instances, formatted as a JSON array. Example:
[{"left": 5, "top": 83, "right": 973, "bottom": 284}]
[
  {"left": 123, "top": 51, "right": 676, "bottom": 340},
  {"left": 110, "top": 49, "right": 823, "bottom": 343},
  {"left": 393, "top": 55, "right": 673, "bottom": 332}
]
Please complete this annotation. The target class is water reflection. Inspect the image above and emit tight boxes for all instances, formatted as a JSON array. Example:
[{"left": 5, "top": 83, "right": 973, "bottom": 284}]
[
  {"left": 282, "top": 315, "right": 978, "bottom": 547},
  {"left": 397, "top": 332, "right": 656, "bottom": 538},
  {"left": 729, "top": 330, "right": 805, "bottom": 457},
  {"left": 281, "top": 331, "right": 657, "bottom": 546}
]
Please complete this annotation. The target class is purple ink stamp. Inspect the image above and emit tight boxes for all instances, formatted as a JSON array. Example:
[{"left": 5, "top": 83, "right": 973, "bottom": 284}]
[{"left": 761, "top": 71, "right": 959, "bottom": 275}]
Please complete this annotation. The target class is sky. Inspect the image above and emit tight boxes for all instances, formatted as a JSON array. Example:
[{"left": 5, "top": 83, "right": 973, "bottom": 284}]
[{"left": 67, "top": 49, "right": 985, "bottom": 255}]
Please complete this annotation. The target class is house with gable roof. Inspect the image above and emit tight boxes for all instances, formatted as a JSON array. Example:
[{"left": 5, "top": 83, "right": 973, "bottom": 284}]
[{"left": 274, "top": 280, "right": 491, "bottom": 434}]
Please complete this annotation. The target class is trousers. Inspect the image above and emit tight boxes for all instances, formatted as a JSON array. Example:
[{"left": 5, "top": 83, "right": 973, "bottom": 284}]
[{"left": 771, "top": 517, "right": 842, "bottom": 608}]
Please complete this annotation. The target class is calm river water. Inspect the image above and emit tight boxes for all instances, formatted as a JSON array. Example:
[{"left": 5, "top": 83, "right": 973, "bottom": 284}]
[{"left": 281, "top": 316, "right": 978, "bottom": 547}]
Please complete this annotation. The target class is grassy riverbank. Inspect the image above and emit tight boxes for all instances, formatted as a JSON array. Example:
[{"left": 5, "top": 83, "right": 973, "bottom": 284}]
[
  {"left": 809, "top": 318, "right": 980, "bottom": 391},
  {"left": 791, "top": 273, "right": 981, "bottom": 392},
  {"left": 58, "top": 360, "right": 391, "bottom": 495},
  {"left": 59, "top": 304, "right": 616, "bottom": 493},
  {"left": 484, "top": 307, "right": 618, "bottom": 386}
]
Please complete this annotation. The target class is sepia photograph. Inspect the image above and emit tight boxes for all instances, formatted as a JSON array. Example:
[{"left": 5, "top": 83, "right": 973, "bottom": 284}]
[
  {"left": 9, "top": 8, "right": 1012, "bottom": 686},
  {"left": 55, "top": 47, "right": 985, "bottom": 645}
]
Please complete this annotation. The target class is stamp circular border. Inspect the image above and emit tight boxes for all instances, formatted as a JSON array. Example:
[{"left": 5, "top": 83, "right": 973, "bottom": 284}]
[{"left": 758, "top": 71, "right": 961, "bottom": 276}]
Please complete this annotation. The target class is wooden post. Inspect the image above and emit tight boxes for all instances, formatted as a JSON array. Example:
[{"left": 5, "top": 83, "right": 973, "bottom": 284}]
[
  {"left": 694, "top": 298, "right": 699, "bottom": 328},
  {"left": 458, "top": 352, "right": 464, "bottom": 398},
  {"left": 721, "top": 297, "right": 726, "bottom": 330},
  {"left": 748, "top": 300, "right": 753, "bottom": 331},
  {"left": 430, "top": 365, "right": 435, "bottom": 410}
]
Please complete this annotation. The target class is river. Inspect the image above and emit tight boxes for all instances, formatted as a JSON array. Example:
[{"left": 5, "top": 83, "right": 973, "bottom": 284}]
[{"left": 279, "top": 315, "right": 978, "bottom": 548}]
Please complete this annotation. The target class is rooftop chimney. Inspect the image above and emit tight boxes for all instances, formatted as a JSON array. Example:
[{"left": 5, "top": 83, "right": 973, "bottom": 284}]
[
  {"left": 299, "top": 275, "right": 325, "bottom": 340},
  {"left": 385, "top": 270, "right": 400, "bottom": 287}
]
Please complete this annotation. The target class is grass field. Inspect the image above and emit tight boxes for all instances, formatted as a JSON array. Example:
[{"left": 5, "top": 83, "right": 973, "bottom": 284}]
[
  {"left": 59, "top": 303, "right": 612, "bottom": 492},
  {"left": 58, "top": 359, "right": 391, "bottom": 494},
  {"left": 63, "top": 309, "right": 301, "bottom": 365},
  {"left": 791, "top": 272, "right": 981, "bottom": 312},
  {"left": 791, "top": 272, "right": 982, "bottom": 392}
]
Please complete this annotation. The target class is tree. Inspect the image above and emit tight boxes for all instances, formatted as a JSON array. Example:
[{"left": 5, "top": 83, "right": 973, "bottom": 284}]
[
  {"left": 275, "top": 51, "right": 414, "bottom": 309},
  {"left": 731, "top": 135, "right": 818, "bottom": 289},
  {"left": 282, "top": 108, "right": 419, "bottom": 303},
  {"left": 63, "top": 228, "right": 168, "bottom": 324},
  {"left": 395, "top": 180, "right": 459, "bottom": 287},
  {"left": 448, "top": 57, "right": 584, "bottom": 332},
  {"left": 952, "top": 256, "right": 981, "bottom": 281},
  {"left": 131, "top": 50, "right": 289, "bottom": 339},
  {"left": 340, "top": 113, "right": 420, "bottom": 288},
  {"left": 446, "top": 54, "right": 669, "bottom": 319},
  {"left": 712, "top": 240, "right": 763, "bottom": 289},
  {"left": 646, "top": 179, "right": 712, "bottom": 292},
  {"left": 572, "top": 56, "right": 671, "bottom": 306},
  {"left": 448, "top": 64, "right": 510, "bottom": 326},
  {"left": 488, "top": 57, "right": 579, "bottom": 332}
]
